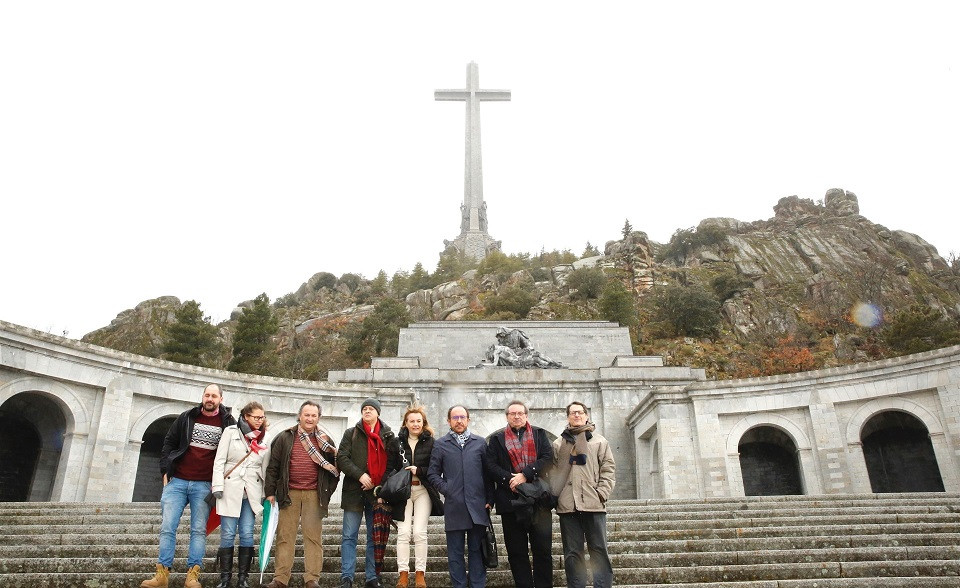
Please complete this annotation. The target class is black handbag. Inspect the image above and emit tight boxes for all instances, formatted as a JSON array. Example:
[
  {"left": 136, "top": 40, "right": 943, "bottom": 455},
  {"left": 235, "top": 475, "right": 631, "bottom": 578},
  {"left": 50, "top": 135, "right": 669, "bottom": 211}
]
[
  {"left": 379, "top": 447, "right": 412, "bottom": 503},
  {"left": 480, "top": 514, "right": 499, "bottom": 569}
]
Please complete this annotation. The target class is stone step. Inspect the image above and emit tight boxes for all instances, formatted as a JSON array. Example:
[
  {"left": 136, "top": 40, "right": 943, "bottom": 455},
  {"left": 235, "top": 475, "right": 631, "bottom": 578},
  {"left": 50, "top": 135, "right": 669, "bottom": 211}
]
[
  {"left": 9, "top": 522, "right": 960, "bottom": 552},
  {"left": 619, "top": 580, "right": 960, "bottom": 588},
  {"left": 7, "top": 511, "right": 959, "bottom": 537},
  {"left": 3, "top": 494, "right": 959, "bottom": 586},
  {"left": 9, "top": 521, "right": 960, "bottom": 549},
  {"left": 2, "top": 560, "right": 960, "bottom": 588},
  {"left": 5, "top": 544, "right": 960, "bottom": 574},
  {"left": 3, "top": 493, "right": 956, "bottom": 515},
  {"left": 6, "top": 504, "right": 957, "bottom": 527},
  {"left": 7, "top": 532, "right": 960, "bottom": 559}
]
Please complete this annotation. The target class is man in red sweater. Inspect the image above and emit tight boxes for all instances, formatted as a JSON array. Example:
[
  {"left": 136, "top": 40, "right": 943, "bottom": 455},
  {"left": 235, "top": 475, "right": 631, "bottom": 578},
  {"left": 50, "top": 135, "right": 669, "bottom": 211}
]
[{"left": 142, "top": 383, "right": 236, "bottom": 588}]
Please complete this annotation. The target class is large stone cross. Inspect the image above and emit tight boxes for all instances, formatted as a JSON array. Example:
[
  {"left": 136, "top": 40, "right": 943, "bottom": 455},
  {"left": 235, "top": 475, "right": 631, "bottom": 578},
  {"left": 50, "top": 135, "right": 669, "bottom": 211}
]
[{"left": 436, "top": 62, "right": 511, "bottom": 237}]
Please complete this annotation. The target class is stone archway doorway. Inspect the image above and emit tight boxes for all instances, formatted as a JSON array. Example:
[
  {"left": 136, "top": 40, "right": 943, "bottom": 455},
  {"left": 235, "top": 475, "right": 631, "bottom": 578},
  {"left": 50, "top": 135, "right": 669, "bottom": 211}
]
[
  {"left": 861, "top": 410, "right": 945, "bottom": 493},
  {"left": 738, "top": 425, "right": 804, "bottom": 496},
  {"left": 0, "top": 392, "right": 67, "bottom": 501},
  {"left": 132, "top": 416, "right": 177, "bottom": 502}
]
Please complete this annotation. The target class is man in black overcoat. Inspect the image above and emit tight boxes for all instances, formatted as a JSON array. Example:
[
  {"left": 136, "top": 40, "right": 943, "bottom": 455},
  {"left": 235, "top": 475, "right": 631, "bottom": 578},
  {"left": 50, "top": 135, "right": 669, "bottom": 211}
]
[{"left": 486, "top": 400, "right": 554, "bottom": 588}]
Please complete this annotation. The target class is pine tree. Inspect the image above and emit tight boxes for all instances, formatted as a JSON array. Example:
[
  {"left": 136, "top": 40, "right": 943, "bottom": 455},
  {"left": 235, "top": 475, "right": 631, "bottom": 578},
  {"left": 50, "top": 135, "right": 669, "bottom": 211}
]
[
  {"left": 370, "top": 270, "right": 389, "bottom": 297},
  {"left": 162, "top": 300, "right": 220, "bottom": 367},
  {"left": 227, "top": 293, "right": 279, "bottom": 374},
  {"left": 346, "top": 298, "right": 411, "bottom": 362},
  {"left": 599, "top": 280, "right": 637, "bottom": 327},
  {"left": 410, "top": 262, "right": 431, "bottom": 291}
]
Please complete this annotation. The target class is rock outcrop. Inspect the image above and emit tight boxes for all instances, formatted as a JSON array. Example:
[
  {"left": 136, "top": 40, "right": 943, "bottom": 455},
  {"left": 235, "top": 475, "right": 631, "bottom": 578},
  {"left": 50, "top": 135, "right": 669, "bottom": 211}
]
[{"left": 81, "top": 296, "right": 182, "bottom": 357}]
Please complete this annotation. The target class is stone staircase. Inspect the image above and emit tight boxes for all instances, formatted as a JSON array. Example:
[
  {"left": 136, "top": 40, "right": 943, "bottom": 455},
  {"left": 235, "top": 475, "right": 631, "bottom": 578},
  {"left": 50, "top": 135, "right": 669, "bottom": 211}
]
[{"left": 1, "top": 493, "right": 959, "bottom": 587}]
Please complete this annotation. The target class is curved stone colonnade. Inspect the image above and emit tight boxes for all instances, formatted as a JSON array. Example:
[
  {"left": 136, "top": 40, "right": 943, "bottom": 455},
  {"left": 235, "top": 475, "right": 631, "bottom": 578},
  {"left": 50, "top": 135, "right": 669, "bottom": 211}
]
[
  {"left": 0, "top": 320, "right": 409, "bottom": 503},
  {"left": 2, "top": 318, "right": 959, "bottom": 502},
  {"left": 629, "top": 343, "right": 960, "bottom": 498}
]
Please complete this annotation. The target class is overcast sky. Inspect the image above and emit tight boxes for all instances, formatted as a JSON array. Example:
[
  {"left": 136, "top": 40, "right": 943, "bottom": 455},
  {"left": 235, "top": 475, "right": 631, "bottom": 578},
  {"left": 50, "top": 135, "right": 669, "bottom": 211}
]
[{"left": 2, "top": 2, "right": 957, "bottom": 339}]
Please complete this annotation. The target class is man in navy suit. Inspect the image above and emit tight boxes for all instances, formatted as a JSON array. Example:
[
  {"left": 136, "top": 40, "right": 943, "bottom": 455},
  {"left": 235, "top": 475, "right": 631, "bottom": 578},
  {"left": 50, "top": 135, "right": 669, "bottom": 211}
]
[{"left": 428, "top": 405, "right": 494, "bottom": 588}]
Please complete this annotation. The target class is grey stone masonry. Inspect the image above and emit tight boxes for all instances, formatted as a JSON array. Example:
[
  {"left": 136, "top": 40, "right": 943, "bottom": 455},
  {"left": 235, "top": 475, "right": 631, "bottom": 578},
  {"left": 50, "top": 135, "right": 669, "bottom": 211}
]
[
  {"left": 436, "top": 62, "right": 508, "bottom": 260},
  {"left": 394, "top": 320, "right": 634, "bottom": 369},
  {"left": 3, "top": 315, "right": 960, "bottom": 504},
  {"left": 3, "top": 493, "right": 960, "bottom": 586}
]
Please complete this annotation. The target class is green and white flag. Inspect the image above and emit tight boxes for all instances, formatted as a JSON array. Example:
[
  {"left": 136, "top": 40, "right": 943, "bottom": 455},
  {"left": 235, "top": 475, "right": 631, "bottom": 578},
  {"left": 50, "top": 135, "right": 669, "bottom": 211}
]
[{"left": 259, "top": 499, "right": 279, "bottom": 584}]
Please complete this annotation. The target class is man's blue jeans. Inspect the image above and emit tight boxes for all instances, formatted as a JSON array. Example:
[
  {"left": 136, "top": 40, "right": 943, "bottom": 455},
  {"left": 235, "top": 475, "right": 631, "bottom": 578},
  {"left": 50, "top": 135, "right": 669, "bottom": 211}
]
[
  {"left": 341, "top": 502, "right": 376, "bottom": 582},
  {"left": 445, "top": 524, "right": 487, "bottom": 588},
  {"left": 219, "top": 497, "right": 255, "bottom": 548},
  {"left": 158, "top": 477, "right": 211, "bottom": 569},
  {"left": 558, "top": 511, "right": 613, "bottom": 588}
]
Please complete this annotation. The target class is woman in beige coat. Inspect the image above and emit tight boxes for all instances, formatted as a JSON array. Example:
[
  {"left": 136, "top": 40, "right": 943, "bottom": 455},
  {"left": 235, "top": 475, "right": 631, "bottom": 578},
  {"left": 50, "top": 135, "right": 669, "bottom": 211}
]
[{"left": 212, "top": 401, "right": 271, "bottom": 588}]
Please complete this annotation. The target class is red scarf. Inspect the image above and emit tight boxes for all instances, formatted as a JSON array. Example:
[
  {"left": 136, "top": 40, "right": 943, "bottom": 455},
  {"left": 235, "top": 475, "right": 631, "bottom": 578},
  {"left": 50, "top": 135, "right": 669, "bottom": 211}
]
[
  {"left": 505, "top": 422, "right": 538, "bottom": 472},
  {"left": 364, "top": 419, "right": 387, "bottom": 486},
  {"left": 244, "top": 428, "right": 267, "bottom": 454}
]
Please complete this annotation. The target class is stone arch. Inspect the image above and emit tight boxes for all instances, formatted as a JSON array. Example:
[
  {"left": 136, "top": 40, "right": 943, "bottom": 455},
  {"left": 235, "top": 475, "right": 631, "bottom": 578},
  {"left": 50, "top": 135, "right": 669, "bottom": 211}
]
[
  {"left": 737, "top": 425, "right": 804, "bottom": 496},
  {"left": 843, "top": 397, "right": 952, "bottom": 493},
  {"left": 726, "top": 414, "right": 815, "bottom": 497},
  {"left": 128, "top": 403, "right": 190, "bottom": 442},
  {"left": 0, "top": 390, "right": 70, "bottom": 501},
  {"left": 0, "top": 376, "right": 89, "bottom": 436},
  {"left": 726, "top": 413, "right": 812, "bottom": 456},
  {"left": 127, "top": 403, "right": 195, "bottom": 503},
  {"left": 131, "top": 415, "right": 177, "bottom": 502},
  {"left": 845, "top": 397, "right": 944, "bottom": 445},
  {"left": 860, "top": 410, "right": 945, "bottom": 493},
  {"left": 649, "top": 432, "right": 663, "bottom": 498}
]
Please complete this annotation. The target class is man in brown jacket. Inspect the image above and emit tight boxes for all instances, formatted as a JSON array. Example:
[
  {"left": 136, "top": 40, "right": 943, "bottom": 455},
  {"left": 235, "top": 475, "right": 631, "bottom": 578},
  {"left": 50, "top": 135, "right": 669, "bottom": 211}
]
[
  {"left": 551, "top": 402, "right": 616, "bottom": 588},
  {"left": 261, "top": 400, "right": 340, "bottom": 588}
]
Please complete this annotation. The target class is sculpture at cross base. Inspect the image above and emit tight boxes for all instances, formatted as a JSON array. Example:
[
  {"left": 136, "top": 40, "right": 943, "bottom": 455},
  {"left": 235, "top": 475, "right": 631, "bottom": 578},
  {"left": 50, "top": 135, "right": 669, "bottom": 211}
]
[{"left": 482, "top": 327, "right": 563, "bottom": 369}]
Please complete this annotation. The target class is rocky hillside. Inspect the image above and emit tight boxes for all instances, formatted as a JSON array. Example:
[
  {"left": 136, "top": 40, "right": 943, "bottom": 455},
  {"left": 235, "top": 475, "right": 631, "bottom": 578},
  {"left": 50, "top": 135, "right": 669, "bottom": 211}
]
[{"left": 83, "top": 190, "right": 960, "bottom": 379}]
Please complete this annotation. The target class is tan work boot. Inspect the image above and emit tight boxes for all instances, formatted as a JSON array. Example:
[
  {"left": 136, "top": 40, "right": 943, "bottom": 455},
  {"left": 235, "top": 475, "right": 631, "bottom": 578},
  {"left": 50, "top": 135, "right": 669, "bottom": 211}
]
[
  {"left": 396, "top": 571, "right": 409, "bottom": 587},
  {"left": 184, "top": 564, "right": 203, "bottom": 588},
  {"left": 141, "top": 563, "right": 170, "bottom": 588},
  {"left": 414, "top": 571, "right": 426, "bottom": 588}
]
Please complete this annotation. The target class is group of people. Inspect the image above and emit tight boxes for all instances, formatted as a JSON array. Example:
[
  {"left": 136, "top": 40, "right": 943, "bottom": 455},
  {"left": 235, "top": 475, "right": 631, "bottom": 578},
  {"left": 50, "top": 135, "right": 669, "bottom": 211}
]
[{"left": 140, "top": 383, "right": 617, "bottom": 588}]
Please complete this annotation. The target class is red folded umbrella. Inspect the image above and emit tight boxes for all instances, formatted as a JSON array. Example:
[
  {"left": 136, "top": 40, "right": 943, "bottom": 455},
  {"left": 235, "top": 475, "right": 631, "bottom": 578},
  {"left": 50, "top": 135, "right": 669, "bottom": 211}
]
[
  {"left": 206, "top": 509, "right": 221, "bottom": 535},
  {"left": 372, "top": 501, "right": 393, "bottom": 576}
]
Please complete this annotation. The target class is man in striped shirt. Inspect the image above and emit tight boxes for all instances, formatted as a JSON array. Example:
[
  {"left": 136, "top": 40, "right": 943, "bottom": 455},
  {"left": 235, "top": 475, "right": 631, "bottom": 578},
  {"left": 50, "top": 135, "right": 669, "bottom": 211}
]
[{"left": 262, "top": 401, "right": 340, "bottom": 588}]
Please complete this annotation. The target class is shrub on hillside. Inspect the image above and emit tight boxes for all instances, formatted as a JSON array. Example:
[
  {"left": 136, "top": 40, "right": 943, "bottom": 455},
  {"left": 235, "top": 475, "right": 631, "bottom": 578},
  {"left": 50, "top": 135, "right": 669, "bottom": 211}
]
[
  {"left": 644, "top": 284, "right": 722, "bottom": 338},
  {"left": 483, "top": 286, "right": 538, "bottom": 319},
  {"left": 882, "top": 304, "right": 960, "bottom": 355},
  {"left": 567, "top": 267, "right": 607, "bottom": 300}
]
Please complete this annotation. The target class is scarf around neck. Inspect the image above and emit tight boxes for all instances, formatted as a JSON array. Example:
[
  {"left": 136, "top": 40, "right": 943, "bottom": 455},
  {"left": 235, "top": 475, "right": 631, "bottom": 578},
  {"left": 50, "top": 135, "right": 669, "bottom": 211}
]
[
  {"left": 238, "top": 418, "right": 267, "bottom": 454},
  {"left": 566, "top": 422, "right": 595, "bottom": 461},
  {"left": 451, "top": 429, "right": 471, "bottom": 448},
  {"left": 505, "top": 422, "right": 537, "bottom": 472},
  {"left": 363, "top": 419, "right": 387, "bottom": 486},
  {"left": 551, "top": 422, "right": 596, "bottom": 496},
  {"left": 298, "top": 425, "right": 337, "bottom": 472}
]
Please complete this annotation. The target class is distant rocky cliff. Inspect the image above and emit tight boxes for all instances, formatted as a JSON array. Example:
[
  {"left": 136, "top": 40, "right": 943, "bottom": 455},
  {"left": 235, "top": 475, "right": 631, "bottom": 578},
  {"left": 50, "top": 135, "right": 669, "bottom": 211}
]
[{"left": 82, "top": 190, "right": 960, "bottom": 378}]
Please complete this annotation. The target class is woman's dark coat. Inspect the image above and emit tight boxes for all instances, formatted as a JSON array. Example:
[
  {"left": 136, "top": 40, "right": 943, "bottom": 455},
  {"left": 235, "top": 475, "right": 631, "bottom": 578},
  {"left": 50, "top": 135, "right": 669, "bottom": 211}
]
[{"left": 389, "top": 427, "right": 444, "bottom": 522}]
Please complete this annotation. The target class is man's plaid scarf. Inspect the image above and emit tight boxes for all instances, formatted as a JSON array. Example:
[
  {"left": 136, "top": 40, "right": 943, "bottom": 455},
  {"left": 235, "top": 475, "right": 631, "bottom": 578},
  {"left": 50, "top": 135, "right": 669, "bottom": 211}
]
[
  {"left": 298, "top": 425, "right": 338, "bottom": 474},
  {"left": 505, "top": 422, "right": 538, "bottom": 472}
]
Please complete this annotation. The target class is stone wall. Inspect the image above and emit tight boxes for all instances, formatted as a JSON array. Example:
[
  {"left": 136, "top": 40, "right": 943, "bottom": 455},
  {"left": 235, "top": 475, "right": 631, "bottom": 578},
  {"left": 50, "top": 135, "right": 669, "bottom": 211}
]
[
  {"left": 2, "top": 318, "right": 959, "bottom": 503},
  {"left": 396, "top": 321, "right": 633, "bottom": 369}
]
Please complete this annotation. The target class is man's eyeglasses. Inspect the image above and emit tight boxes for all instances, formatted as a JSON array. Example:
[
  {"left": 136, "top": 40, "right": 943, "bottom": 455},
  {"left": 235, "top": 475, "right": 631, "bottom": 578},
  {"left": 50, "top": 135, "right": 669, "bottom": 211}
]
[
  {"left": 507, "top": 412, "right": 526, "bottom": 417},
  {"left": 450, "top": 415, "right": 469, "bottom": 421},
  {"left": 568, "top": 410, "right": 586, "bottom": 416}
]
